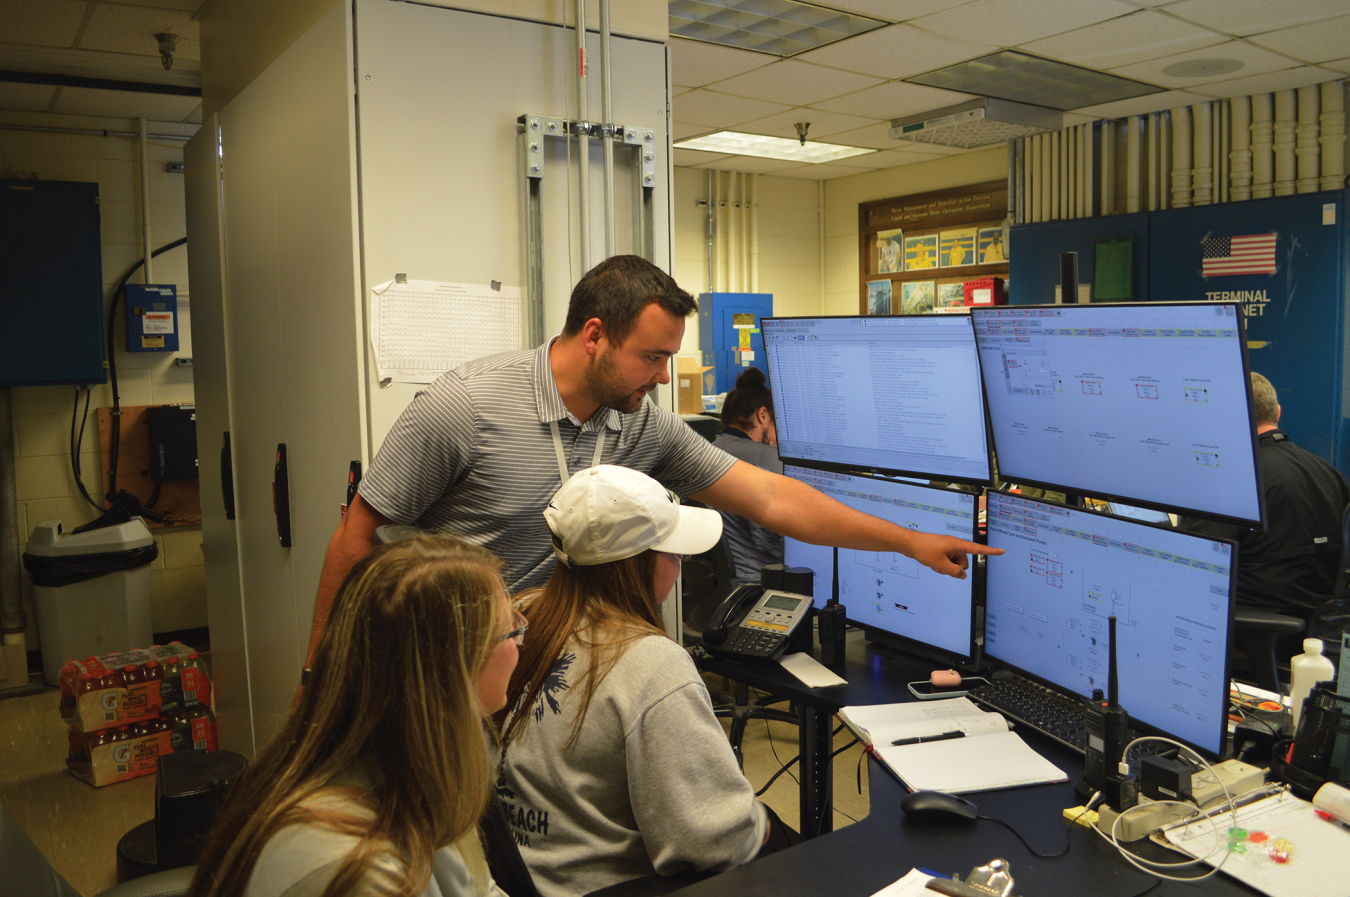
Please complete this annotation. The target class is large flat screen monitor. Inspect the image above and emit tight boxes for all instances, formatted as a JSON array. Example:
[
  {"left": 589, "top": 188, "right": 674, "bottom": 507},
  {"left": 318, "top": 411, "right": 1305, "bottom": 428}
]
[
  {"left": 971, "top": 302, "right": 1263, "bottom": 527},
  {"left": 783, "top": 464, "right": 979, "bottom": 664},
  {"left": 762, "top": 315, "right": 991, "bottom": 484},
  {"left": 984, "top": 491, "right": 1237, "bottom": 758}
]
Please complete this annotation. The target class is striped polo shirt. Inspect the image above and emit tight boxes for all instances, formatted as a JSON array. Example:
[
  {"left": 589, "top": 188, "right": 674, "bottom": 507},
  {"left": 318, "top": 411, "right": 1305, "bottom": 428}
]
[{"left": 359, "top": 340, "right": 737, "bottom": 591}]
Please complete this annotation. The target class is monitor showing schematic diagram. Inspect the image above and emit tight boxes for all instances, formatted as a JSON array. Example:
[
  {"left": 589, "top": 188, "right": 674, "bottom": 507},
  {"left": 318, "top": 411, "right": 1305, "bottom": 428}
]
[
  {"left": 984, "top": 491, "right": 1237, "bottom": 757},
  {"left": 970, "top": 302, "right": 1263, "bottom": 527},
  {"left": 762, "top": 315, "right": 991, "bottom": 484},
  {"left": 783, "top": 465, "right": 979, "bottom": 663}
]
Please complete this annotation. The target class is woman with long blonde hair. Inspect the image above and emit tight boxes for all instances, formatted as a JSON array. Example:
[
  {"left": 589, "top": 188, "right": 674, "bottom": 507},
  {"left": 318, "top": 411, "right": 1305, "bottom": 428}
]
[
  {"left": 495, "top": 466, "right": 792, "bottom": 897},
  {"left": 190, "top": 536, "right": 524, "bottom": 897}
]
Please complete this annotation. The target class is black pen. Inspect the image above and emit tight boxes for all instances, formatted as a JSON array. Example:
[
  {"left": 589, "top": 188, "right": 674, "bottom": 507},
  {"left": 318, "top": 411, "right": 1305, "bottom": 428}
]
[{"left": 891, "top": 730, "right": 965, "bottom": 746}]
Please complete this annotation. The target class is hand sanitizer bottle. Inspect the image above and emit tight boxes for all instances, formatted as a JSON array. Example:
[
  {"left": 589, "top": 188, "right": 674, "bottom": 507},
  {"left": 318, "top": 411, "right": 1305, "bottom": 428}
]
[{"left": 1289, "top": 638, "right": 1336, "bottom": 729}]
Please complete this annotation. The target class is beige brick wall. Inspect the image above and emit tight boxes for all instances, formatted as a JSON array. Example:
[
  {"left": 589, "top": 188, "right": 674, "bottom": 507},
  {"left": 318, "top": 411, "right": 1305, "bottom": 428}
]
[{"left": 2, "top": 111, "right": 202, "bottom": 652}]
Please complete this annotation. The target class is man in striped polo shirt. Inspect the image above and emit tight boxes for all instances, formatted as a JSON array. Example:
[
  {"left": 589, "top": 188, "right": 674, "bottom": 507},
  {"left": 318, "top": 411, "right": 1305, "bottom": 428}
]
[{"left": 306, "top": 256, "right": 999, "bottom": 662}]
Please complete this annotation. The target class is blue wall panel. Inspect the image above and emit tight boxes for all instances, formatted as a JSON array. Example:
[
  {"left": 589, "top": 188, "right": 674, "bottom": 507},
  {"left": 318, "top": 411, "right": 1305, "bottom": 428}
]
[{"left": 1009, "top": 212, "right": 1150, "bottom": 305}]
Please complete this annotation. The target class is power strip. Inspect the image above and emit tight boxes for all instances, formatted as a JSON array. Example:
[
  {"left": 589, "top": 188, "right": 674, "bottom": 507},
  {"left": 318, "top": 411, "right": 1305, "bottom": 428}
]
[{"left": 1096, "top": 797, "right": 1197, "bottom": 842}]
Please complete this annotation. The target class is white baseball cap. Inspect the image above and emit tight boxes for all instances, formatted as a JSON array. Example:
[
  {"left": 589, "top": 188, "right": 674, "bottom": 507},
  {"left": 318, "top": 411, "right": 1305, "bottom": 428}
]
[{"left": 544, "top": 465, "right": 723, "bottom": 567}]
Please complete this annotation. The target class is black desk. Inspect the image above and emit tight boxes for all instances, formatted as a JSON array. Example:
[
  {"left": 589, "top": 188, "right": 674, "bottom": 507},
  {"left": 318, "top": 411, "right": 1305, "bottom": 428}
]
[{"left": 691, "top": 635, "right": 1254, "bottom": 897}]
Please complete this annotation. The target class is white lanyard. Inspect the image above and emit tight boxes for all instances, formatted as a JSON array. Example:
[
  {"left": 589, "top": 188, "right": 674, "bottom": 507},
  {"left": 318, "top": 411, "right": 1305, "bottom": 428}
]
[{"left": 548, "top": 420, "right": 606, "bottom": 485}]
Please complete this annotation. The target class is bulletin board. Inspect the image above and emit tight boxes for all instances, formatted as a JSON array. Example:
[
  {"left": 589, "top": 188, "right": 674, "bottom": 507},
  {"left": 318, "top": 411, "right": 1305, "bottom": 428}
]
[
  {"left": 97, "top": 405, "right": 202, "bottom": 529},
  {"left": 859, "top": 180, "right": 1010, "bottom": 314}
]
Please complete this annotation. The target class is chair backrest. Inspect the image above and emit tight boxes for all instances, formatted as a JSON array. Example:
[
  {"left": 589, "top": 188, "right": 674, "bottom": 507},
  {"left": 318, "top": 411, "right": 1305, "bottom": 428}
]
[
  {"left": 1, "top": 803, "right": 82, "bottom": 897},
  {"left": 679, "top": 513, "right": 738, "bottom": 638}
]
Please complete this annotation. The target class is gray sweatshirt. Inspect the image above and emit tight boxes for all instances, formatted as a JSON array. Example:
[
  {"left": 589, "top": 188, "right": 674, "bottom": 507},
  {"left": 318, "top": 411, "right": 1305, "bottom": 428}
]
[{"left": 497, "top": 631, "right": 767, "bottom": 897}]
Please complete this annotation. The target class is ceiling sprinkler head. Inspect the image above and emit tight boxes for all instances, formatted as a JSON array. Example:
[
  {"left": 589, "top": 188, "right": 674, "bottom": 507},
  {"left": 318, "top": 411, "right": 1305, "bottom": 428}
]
[
  {"left": 155, "top": 32, "right": 179, "bottom": 70},
  {"left": 793, "top": 122, "right": 809, "bottom": 146}
]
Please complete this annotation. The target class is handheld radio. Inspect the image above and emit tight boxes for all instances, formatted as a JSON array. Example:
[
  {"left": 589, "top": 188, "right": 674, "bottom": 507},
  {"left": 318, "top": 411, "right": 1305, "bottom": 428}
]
[
  {"left": 1078, "top": 615, "right": 1131, "bottom": 804},
  {"left": 818, "top": 547, "right": 847, "bottom": 665}
]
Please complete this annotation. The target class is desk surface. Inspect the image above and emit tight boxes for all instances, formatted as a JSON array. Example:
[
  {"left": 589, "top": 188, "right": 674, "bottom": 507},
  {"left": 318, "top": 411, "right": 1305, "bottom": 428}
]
[{"left": 685, "top": 635, "right": 1254, "bottom": 897}]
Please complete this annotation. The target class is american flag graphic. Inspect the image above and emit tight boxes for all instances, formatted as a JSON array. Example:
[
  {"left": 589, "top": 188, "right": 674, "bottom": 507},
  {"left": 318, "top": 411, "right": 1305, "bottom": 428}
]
[{"left": 1201, "top": 233, "right": 1277, "bottom": 277}]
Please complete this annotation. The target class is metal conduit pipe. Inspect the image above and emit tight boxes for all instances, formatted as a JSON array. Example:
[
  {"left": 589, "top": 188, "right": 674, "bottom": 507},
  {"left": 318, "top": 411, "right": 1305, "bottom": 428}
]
[
  {"left": 1160, "top": 110, "right": 1172, "bottom": 210},
  {"left": 0, "top": 388, "right": 23, "bottom": 639},
  {"left": 1101, "top": 122, "right": 1115, "bottom": 214},
  {"left": 1147, "top": 112, "right": 1159, "bottom": 211},
  {"left": 1126, "top": 115, "right": 1142, "bottom": 213},
  {"left": 1251, "top": 93, "right": 1274, "bottom": 198},
  {"left": 1084, "top": 122, "right": 1094, "bottom": 217},
  {"left": 1273, "top": 88, "right": 1297, "bottom": 196},
  {"left": 751, "top": 173, "right": 760, "bottom": 294},
  {"left": 817, "top": 180, "right": 824, "bottom": 311},
  {"left": 1192, "top": 103, "right": 1213, "bottom": 206},
  {"left": 739, "top": 172, "right": 748, "bottom": 292},
  {"left": 1050, "top": 131, "right": 1060, "bottom": 221},
  {"left": 575, "top": 0, "right": 590, "bottom": 270},
  {"left": 1028, "top": 134, "right": 1039, "bottom": 222},
  {"left": 1231, "top": 95, "right": 1253, "bottom": 201},
  {"left": 140, "top": 118, "right": 153, "bottom": 282},
  {"left": 728, "top": 173, "right": 738, "bottom": 293},
  {"left": 1007, "top": 138, "right": 1018, "bottom": 226},
  {"left": 1321, "top": 80, "right": 1346, "bottom": 191},
  {"left": 1219, "top": 100, "right": 1229, "bottom": 204},
  {"left": 1169, "top": 106, "right": 1192, "bottom": 209},
  {"left": 717, "top": 171, "right": 729, "bottom": 291},
  {"left": 1296, "top": 85, "right": 1321, "bottom": 194},
  {"left": 600, "top": 0, "right": 615, "bottom": 258},
  {"left": 1073, "top": 126, "right": 1083, "bottom": 218},
  {"left": 0, "top": 122, "right": 190, "bottom": 141},
  {"left": 705, "top": 170, "right": 714, "bottom": 292}
]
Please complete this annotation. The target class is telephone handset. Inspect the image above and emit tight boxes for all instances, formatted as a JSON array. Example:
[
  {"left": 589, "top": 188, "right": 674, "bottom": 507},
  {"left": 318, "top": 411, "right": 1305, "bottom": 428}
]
[{"left": 701, "top": 585, "right": 812, "bottom": 661}]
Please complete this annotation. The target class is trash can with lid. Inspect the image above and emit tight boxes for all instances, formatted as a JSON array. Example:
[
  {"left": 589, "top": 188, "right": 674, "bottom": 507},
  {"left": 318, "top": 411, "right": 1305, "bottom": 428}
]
[{"left": 24, "top": 519, "right": 159, "bottom": 686}]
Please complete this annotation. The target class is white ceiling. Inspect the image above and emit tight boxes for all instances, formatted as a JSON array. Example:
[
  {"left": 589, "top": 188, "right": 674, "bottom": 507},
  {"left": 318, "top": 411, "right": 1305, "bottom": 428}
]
[
  {"left": 671, "top": 0, "right": 1350, "bottom": 180},
  {"left": 0, "top": 0, "right": 1346, "bottom": 181}
]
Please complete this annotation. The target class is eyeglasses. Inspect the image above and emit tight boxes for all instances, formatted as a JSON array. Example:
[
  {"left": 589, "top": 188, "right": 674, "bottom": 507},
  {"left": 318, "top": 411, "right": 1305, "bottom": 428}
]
[{"left": 497, "top": 609, "right": 529, "bottom": 647}]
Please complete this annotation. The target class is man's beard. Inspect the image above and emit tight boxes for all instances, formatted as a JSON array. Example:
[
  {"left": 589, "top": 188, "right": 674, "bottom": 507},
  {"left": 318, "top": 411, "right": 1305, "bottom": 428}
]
[{"left": 585, "top": 350, "right": 648, "bottom": 414}]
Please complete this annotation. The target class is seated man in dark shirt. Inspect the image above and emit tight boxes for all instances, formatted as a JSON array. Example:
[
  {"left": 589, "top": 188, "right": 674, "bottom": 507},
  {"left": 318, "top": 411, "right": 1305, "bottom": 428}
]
[
  {"left": 711, "top": 368, "right": 784, "bottom": 584},
  {"left": 1178, "top": 372, "right": 1349, "bottom": 617}
]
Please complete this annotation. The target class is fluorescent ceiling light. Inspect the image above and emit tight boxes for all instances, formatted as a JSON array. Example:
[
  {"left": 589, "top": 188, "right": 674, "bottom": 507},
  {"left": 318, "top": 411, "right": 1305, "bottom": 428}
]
[
  {"left": 675, "top": 130, "right": 875, "bottom": 163},
  {"left": 669, "top": 0, "right": 886, "bottom": 57}
]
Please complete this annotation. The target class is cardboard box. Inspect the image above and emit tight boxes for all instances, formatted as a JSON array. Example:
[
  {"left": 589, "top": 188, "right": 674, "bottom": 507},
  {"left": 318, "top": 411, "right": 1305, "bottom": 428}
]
[
  {"left": 0, "top": 643, "right": 28, "bottom": 691},
  {"left": 676, "top": 357, "right": 714, "bottom": 415},
  {"left": 59, "top": 643, "right": 211, "bottom": 732},
  {"left": 66, "top": 710, "right": 218, "bottom": 787}
]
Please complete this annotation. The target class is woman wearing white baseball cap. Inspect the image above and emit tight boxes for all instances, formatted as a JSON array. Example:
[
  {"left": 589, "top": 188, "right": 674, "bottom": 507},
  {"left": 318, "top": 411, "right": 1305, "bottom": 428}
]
[{"left": 493, "top": 465, "right": 794, "bottom": 897}]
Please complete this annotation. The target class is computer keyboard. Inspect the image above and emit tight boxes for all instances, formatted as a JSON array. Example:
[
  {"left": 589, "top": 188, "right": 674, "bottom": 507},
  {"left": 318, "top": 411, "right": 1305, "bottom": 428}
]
[{"left": 968, "top": 675, "right": 1158, "bottom": 757}]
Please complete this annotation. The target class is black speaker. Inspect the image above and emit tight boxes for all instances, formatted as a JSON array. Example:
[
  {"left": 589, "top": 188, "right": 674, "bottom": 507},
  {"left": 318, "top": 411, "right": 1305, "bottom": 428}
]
[
  {"left": 1059, "top": 252, "right": 1079, "bottom": 304},
  {"left": 154, "top": 749, "right": 248, "bottom": 868}
]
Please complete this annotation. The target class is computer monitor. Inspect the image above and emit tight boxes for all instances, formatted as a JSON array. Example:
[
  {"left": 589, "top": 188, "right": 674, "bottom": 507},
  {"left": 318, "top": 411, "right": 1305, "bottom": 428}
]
[
  {"left": 782, "top": 464, "right": 979, "bottom": 665},
  {"left": 971, "top": 302, "right": 1264, "bottom": 528},
  {"left": 762, "top": 315, "right": 991, "bottom": 484},
  {"left": 984, "top": 491, "right": 1237, "bottom": 758}
]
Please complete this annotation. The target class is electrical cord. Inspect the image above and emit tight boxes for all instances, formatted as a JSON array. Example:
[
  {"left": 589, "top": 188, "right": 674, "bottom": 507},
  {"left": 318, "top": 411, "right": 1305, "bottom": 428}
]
[
  {"left": 973, "top": 790, "right": 1103, "bottom": 861},
  {"left": 70, "top": 386, "right": 100, "bottom": 509}
]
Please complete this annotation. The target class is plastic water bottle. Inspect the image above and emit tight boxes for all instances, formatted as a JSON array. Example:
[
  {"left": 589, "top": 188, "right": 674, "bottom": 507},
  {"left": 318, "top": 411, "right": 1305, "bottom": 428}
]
[{"left": 1289, "top": 638, "right": 1336, "bottom": 729}]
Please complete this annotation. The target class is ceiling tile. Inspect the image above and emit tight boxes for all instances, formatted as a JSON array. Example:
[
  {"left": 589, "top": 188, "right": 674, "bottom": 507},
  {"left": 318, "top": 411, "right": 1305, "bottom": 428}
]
[
  {"left": 1164, "top": 0, "right": 1350, "bottom": 37},
  {"left": 814, "top": 121, "right": 905, "bottom": 149},
  {"left": 1323, "top": 57, "right": 1350, "bottom": 74},
  {"left": 1190, "top": 66, "right": 1342, "bottom": 98},
  {"left": 672, "top": 91, "right": 792, "bottom": 129},
  {"left": 770, "top": 162, "right": 877, "bottom": 180},
  {"left": 911, "top": 0, "right": 1138, "bottom": 47},
  {"left": 131, "top": 0, "right": 206, "bottom": 10},
  {"left": 183, "top": 101, "right": 202, "bottom": 124},
  {"left": 0, "top": 81, "right": 56, "bottom": 113},
  {"left": 669, "top": 38, "right": 774, "bottom": 89},
  {"left": 1061, "top": 112, "right": 1097, "bottom": 126},
  {"left": 673, "top": 148, "right": 731, "bottom": 167},
  {"left": 1110, "top": 40, "right": 1297, "bottom": 89},
  {"left": 685, "top": 155, "right": 806, "bottom": 174},
  {"left": 52, "top": 86, "right": 202, "bottom": 120},
  {"left": 816, "top": 0, "right": 978, "bottom": 21},
  {"left": 706, "top": 60, "right": 884, "bottom": 107},
  {"left": 1073, "top": 88, "right": 1210, "bottom": 118},
  {"left": 1247, "top": 15, "right": 1350, "bottom": 64},
  {"left": 844, "top": 147, "right": 954, "bottom": 168},
  {"left": 0, "top": 0, "right": 87, "bottom": 47},
  {"left": 80, "top": 3, "right": 201, "bottom": 60},
  {"left": 811, "top": 80, "right": 973, "bottom": 119},
  {"left": 796, "top": 24, "right": 997, "bottom": 80},
  {"left": 735, "top": 108, "right": 882, "bottom": 141},
  {"left": 1019, "top": 10, "right": 1227, "bottom": 70},
  {"left": 672, "top": 121, "right": 716, "bottom": 141}
]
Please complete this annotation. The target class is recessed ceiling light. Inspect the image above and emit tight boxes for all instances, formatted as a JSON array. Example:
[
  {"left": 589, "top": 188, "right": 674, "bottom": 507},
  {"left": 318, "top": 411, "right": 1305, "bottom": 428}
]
[
  {"left": 669, "top": 0, "right": 886, "bottom": 57},
  {"left": 674, "top": 130, "right": 875, "bottom": 163},
  {"left": 907, "top": 50, "right": 1162, "bottom": 111},
  {"left": 1161, "top": 58, "right": 1244, "bottom": 78}
]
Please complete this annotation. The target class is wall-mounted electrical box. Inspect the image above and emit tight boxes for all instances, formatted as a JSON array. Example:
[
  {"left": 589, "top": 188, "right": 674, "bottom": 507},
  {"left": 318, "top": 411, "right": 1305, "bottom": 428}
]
[
  {"left": 147, "top": 404, "right": 199, "bottom": 481},
  {"left": 125, "top": 284, "right": 179, "bottom": 352},
  {"left": 697, "top": 292, "right": 774, "bottom": 395}
]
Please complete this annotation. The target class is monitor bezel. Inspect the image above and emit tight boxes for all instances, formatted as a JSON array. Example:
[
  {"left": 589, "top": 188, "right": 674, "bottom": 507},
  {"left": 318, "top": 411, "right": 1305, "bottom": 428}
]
[
  {"left": 982, "top": 490, "right": 1239, "bottom": 760},
  {"left": 970, "top": 301, "right": 1267, "bottom": 529},
  {"left": 762, "top": 313, "right": 994, "bottom": 487},
  {"left": 784, "top": 465, "right": 982, "bottom": 666}
]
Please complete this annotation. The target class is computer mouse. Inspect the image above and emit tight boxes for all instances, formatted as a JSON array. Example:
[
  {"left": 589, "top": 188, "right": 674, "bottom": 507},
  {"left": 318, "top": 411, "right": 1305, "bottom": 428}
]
[{"left": 900, "top": 790, "right": 978, "bottom": 825}]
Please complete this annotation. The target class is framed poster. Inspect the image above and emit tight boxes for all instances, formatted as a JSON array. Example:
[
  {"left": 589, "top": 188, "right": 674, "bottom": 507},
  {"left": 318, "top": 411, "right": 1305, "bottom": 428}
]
[
  {"left": 1093, "top": 235, "right": 1134, "bottom": 300},
  {"left": 904, "top": 234, "right": 938, "bottom": 271},
  {"left": 941, "top": 228, "right": 977, "bottom": 267},
  {"left": 867, "top": 279, "right": 893, "bottom": 314},
  {"left": 876, "top": 229, "right": 903, "bottom": 273},
  {"left": 936, "top": 282, "right": 966, "bottom": 308},
  {"left": 900, "top": 281, "right": 935, "bottom": 315},
  {"left": 977, "top": 227, "right": 1006, "bottom": 264}
]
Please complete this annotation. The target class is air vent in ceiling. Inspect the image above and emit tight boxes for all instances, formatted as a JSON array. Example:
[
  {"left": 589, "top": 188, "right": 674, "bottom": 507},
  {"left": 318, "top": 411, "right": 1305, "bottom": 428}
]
[{"left": 889, "top": 98, "right": 1062, "bottom": 149}]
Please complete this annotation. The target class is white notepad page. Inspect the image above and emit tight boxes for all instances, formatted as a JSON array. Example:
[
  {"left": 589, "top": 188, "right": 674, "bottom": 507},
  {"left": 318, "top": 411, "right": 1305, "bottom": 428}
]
[{"left": 872, "top": 729, "right": 1068, "bottom": 794}]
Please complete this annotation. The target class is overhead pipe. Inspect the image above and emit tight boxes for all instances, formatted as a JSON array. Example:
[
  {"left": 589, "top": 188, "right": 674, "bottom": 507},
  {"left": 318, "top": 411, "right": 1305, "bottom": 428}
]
[
  {"left": 575, "top": 0, "right": 590, "bottom": 270},
  {"left": 1169, "top": 106, "right": 1191, "bottom": 209},
  {"left": 1321, "top": 80, "right": 1346, "bottom": 191},
  {"left": 599, "top": 0, "right": 615, "bottom": 257},
  {"left": 1273, "top": 88, "right": 1297, "bottom": 196},
  {"left": 1231, "top": 96, "right": 1252, "bottom": 201},
  {"left": 1192, "top": 102, "right": 1213, "bottom": 206},
  {"left": 140, "top": 118, "right": 153, "bottom": 282},
  {"left": 1296, "top": 85, "right": 1321, "bottom": 193},
  {"left": 1251, "top": 93, "right": 1274, "bottom": 198},
  {"left": 0, "top": 122, "right": 190, "bottom": 141},
  {"left": 1126, "top": 115, "right": 1142, "bottom": 213}
]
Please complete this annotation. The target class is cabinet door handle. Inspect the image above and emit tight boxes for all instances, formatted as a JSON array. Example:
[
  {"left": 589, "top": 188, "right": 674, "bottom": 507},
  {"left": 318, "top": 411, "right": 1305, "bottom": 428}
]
[
  {"left": 273, "top": 443, "right": 291, "bottom": 547},
  {"left": 221, "top": 432, "right": 235, "bottom": 520}
]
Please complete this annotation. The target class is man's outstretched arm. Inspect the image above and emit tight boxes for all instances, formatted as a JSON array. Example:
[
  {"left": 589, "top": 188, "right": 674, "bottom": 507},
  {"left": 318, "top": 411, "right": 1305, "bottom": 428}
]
[
  {"left": 690, "top": 461, "right": 1001, "bottom": 579},
  {"left": 305, "top": 493, "right": 396, "bottom": 668}
]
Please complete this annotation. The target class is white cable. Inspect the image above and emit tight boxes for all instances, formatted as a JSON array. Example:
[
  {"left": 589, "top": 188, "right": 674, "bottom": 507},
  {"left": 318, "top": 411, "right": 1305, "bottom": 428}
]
[{"left": 1093, "top": 736, "right": 1238, "bottom": 882}]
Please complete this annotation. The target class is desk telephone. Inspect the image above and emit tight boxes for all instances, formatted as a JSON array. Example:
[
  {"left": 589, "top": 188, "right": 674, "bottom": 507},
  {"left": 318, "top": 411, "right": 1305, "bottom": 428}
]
[{"left": 701, "top": 585, "right": 812, "bottom": 660}]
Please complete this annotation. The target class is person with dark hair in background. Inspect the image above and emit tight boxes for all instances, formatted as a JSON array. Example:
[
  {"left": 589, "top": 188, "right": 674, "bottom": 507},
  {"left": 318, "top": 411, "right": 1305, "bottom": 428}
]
[
  {"left": 712, "top": 367, "right": 784, "bottom": 583},
  {"left": 306, "top": 255, "right": 998, "bottom": 672}
]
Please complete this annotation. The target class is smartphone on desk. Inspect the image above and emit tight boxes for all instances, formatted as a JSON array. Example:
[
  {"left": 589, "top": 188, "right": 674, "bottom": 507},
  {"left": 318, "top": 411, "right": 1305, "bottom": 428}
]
[{"left": 907, "top": 677, "right": 989, "bottom": 700}]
